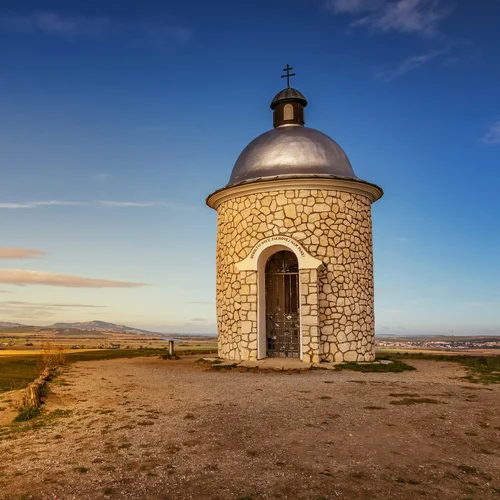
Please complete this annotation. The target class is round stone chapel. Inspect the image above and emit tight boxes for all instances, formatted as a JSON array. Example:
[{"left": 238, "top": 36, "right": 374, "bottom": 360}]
[{"left": 207, "top": 77, "right": 383, "bottom": 363}]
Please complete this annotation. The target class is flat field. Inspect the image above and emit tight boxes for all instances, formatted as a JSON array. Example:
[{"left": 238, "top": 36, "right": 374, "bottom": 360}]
[
  {"left": 0, "top": 339, "right": 217, "bottom": 393},
  {"left": 0, "top": 349, "right": 101, "bottom": 357},
  {"left": 0, "top": 330, "right": 217, "bottom": 352},
  {"left": 0, "top": 356, "right": 499, "bottom": 499},
  {"left": 0, "top": 355, "right": 39, "bottom": 392}
]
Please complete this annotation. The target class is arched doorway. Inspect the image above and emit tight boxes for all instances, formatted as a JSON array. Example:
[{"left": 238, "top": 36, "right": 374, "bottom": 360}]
[{"left": 265, "top": 250, "right": 300, "bottom": 358}]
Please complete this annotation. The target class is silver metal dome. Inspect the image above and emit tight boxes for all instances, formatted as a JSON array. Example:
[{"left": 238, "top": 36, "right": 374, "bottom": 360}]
[{"left": 228, "top": 126, "right": 357, "bottom": 186}]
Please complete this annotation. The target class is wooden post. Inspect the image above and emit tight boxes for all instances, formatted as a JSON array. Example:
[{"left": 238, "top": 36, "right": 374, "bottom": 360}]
[{"left": 169, "top": 340, "right": 174, "bottom": 356}]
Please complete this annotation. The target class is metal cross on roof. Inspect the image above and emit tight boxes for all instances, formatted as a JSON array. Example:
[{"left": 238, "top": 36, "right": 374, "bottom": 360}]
[{"left": 281, "top": 64, "right": 296, "bottom": 88}]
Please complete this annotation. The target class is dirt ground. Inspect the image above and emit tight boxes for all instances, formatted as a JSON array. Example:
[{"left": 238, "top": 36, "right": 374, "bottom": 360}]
[{"left": 0, "top": 356, "right": 499, "bottom": 500}]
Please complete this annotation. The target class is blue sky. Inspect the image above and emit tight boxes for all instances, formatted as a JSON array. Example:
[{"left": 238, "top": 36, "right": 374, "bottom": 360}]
[{"left": 0, "top": 0, "right": 499, "bottom": 335}]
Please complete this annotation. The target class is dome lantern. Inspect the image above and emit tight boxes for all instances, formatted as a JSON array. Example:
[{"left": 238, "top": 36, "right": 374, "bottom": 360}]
[{"left": 271, "top": 65, "right": 307, "bottom": 128}]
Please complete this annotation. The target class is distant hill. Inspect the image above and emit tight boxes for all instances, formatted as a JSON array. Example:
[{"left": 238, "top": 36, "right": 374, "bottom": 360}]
[
  {"left": 0, "top": 321, "right": 27, "bottom": 328},
  {"left": 48, "top": 320, "right": 159, "bottom": 335}
]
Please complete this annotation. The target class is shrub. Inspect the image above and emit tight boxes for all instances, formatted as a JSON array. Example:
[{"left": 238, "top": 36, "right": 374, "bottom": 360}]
[
  {"left": 160, "top": 353, "right": 180, "bottom": 360},
  {"left": 14, "top": 407, "right": 40, "bottom": 422},
  {"left": 37, "top": 343, "right": 66, "bottom": 372}
]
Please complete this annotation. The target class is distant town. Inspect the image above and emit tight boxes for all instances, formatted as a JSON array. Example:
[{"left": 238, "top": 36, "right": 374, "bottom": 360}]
[{"left": 376, "top": 336, "right": 500, "bottom": 351}]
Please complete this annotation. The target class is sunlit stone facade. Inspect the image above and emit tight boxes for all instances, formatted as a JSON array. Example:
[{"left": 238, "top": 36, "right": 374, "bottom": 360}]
[{"left": 207, "top": 83, "right": 383, "bottom": 363}]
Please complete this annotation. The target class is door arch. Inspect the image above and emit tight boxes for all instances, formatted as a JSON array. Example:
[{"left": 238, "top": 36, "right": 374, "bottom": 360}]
[
  {"left": 265, "top": 250, "right": 300, "bottom": 358},
  {"left": 235, "top": 236, "right": 322, "bottom": 360}
]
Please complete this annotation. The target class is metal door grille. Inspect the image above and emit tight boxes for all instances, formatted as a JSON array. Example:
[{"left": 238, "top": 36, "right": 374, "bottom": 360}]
[{"left": 265, "top": 251, "right": 300, "bottom": 358}]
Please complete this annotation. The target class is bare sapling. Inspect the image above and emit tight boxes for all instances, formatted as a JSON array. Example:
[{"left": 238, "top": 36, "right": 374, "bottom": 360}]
[{"left": 37, "top": 342, "right": 66, "bottom": 372}]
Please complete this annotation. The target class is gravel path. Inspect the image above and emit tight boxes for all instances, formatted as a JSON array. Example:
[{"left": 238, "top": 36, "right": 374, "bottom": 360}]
[{"left": 1, "top": 356, "right": 499, "bottom": 499}]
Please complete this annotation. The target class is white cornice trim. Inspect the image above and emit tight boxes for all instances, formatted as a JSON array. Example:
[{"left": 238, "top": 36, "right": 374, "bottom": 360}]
[{"left": 206, "top": 177, "right": 383, "bottom": 209}]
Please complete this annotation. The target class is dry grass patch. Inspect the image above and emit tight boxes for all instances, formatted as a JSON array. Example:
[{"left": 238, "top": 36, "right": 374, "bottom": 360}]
[
  {"left": 335, "top": 359, "right": 416, "bottom": 373},
  {"left": 390, "top": 398, "right": 444, "bottom": 406},
  {"left": 389, "top": 393, "right": 421, "bottom": 397},
  {"left": 73, "top": 466, "right": 89, "bottom": 473}
]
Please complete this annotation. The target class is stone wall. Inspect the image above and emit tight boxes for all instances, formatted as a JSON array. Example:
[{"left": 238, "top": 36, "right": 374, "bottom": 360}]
[
  {"left": 299, "top": 268, "right": 320, "bottom": 362},
  {"left": 225, "top": 270, "right": 258, "bottom": 361},
  {"left": 215, "top": 188, "right": 375, "bottom": 363},
  {"left": 21, "top": 368, "right": 51, "bottom": 409}
]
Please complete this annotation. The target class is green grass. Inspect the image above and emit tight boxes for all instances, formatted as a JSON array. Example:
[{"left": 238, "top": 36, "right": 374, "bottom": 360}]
[
  {"left": 14, "top": 407, "right": 40, "bottom": 422},
  {"left": 5, "top": 408, "right": 74, "bottom": 438},
  {"left": 334, "top": 359, "right": 416, "bottom": 373},
  {"left": 385, "top": 352, "right": 500, "bottom": 384},
  {"left": 0, "top": 356, "right": 39, "bottom": 392},
  {"left": 458, "top": 356, "right": 500, "bottom": 384},
  {"left": 0, "top": 411, "right": 60, "bottom": 441}
]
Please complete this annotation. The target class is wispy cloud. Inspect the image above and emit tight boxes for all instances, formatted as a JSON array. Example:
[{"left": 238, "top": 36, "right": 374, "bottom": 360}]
[
  {"left": 0, "top": 200, "right": 194, "bottom": 210},
  {"left": 377, "top": 46, "right": 450, "bottom": 80},
  {"left": 0, "top": 248, "right": 47, "bottom": 259},
  {"left": 326, "top": 0, "right": 453, "bottom": 37},
  {"left": 0, "top": 300, "right": 106, "bottom": 320},
  {"left": 0, "top": 270, "right": 148, "bottom": 288},
  {"left": 327, "top": 0, "right": 384, "bottom": 14},
  {"left": 190, "top": 317, "right": 206, "bottom": 322},
  {"left": 1, "top": 300, "right": 106, "bottom": 308},
  {"left": 185, "top": 301, "right": 215, "bottom": 305},
  {"left": 91, "top": 173, "right": 110, "bottom": 183},
  {"left": 138, "top": 322, "right": 217, "bottom": 335},
  {"left": 481, "top": 121, "right": 500, "bottom": 145},
  {"left": 136, "top": 21, "right": 192, "bottom": 46},
  {"left": 0, "top": 201, "right": 83, "bottom": 209},
  {"left": 379, "top": 307, "right": 407, "bottom": 314},
  {"left": 0, "top": 11, "right": 192, "bottom": 46},
  {"left": 0, "top": 11, "right": 112, "bottom": 38},
  {"left": 465, "top": 301, "right": 493, "bottom": 308},
  {"left": 99, "top": 201, "right": 193, "bottom": 209}
]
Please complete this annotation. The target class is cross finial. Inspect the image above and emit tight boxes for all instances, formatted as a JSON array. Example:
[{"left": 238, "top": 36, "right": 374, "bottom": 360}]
[{"left": 281, "top": 64, "right": 296, "bottom": 88}]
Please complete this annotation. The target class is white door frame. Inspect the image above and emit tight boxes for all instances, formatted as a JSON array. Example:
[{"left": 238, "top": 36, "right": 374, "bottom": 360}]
[{"left": 235, "top": 236, "right": 322, "bottom": 360}]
